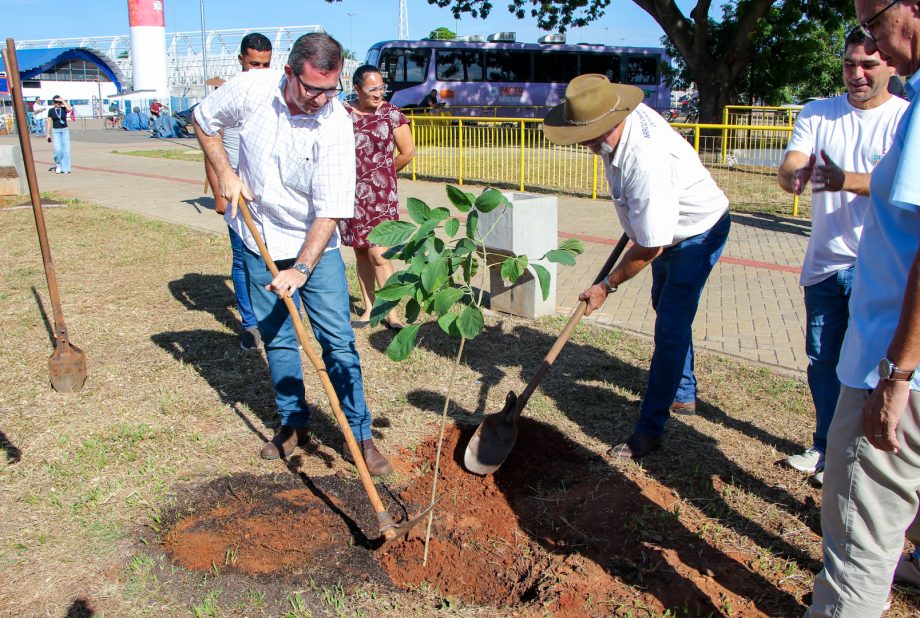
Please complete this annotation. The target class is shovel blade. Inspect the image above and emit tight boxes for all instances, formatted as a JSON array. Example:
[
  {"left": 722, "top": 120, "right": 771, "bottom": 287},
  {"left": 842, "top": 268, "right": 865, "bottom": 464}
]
[
  {"left": 48, "top": 339, "right": 87, "bottom": 393},
  {"left": 464, "top": 391, "right": 519, "bottom": 476},
  {"left": 379, "top": 495, "right": 443, "bottom": 544}
]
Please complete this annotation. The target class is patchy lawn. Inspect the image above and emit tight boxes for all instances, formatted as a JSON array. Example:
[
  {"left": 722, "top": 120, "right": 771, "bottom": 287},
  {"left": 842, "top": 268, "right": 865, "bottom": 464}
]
[{"left": 0, "top": 197, "right": 915, "bottom": 616}]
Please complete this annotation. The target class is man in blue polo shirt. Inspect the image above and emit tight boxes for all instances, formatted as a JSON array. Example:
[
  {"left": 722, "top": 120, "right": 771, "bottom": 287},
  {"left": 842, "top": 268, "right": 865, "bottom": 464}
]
[{"left": 807, "top": 0, "right": 920, "bottom": 615}]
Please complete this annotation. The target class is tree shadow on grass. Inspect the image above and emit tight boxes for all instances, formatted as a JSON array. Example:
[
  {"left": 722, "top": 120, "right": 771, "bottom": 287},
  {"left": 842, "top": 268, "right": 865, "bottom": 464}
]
[
  {"left": 65, "top": 598, "right": 94, "bottom": 617},
  {"left": 407, "top": 391, "right": 805, "bottom": 615},
  {"left": 373, "top": 320, "right": 822, "bottom": 590},
  {"left": 0, "top": 430, "right": 22, "bottom": 464}
]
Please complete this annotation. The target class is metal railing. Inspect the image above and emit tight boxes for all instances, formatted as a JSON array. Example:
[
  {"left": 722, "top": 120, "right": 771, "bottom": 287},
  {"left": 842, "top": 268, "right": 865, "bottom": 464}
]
[{"left": 405, "top": 115, "right": 808, "bottom": 216}]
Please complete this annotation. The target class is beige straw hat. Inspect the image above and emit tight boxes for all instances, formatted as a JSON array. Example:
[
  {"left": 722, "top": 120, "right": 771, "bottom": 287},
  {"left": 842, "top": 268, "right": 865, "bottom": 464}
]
[{"left": 543, "top": 74, "right": 644, "bottom": 145}]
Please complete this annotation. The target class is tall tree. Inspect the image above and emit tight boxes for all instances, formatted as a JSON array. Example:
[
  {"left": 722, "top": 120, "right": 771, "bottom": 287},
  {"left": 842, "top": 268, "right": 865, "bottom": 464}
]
[
  {"left": 425, "top": 0, "right": 853, "bottom": 121},
  {"left": 428, "top": 26, "right": 458, "bottom": 40}
]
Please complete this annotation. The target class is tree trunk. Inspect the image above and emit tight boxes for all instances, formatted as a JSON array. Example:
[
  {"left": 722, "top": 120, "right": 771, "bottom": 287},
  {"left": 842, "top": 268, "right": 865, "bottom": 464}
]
[{"left": 693, "top": 70, "right": 735, "bottom": 124}]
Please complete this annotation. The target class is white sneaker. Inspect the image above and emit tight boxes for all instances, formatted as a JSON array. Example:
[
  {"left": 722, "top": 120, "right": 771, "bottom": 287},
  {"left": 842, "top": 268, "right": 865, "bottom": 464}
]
[
  {"left": 787, "top": 447, "right": 824, "bottom": 473},
  {"left": 55, "top": 166, "right": 61, "bottom": 173},
  {"left": 812, "top": 470, "right": 824, "bottom": 486}
]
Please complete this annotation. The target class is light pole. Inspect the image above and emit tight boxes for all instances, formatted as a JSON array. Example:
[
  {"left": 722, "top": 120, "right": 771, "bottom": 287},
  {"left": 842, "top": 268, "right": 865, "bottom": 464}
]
[
  {"left": 200, "top": 0, "right": 209, "bottom": 92},
  {"left": 347, "top": 12, "right": 357, "bottom": 55}
]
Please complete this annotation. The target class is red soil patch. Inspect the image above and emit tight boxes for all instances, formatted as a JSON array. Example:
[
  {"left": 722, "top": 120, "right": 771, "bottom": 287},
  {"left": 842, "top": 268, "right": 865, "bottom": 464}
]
[
  {"left": 162, "top": 485, "right": 347, "bottom": 574},
  {"left": 380, "top": 421, "right": 785, "bottom": 616}
]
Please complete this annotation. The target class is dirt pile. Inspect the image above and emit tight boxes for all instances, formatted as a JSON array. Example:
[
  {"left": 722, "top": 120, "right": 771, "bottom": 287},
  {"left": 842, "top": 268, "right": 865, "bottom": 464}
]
[{"left": 381, "top": 421, "right": 772, "bottom": 616}]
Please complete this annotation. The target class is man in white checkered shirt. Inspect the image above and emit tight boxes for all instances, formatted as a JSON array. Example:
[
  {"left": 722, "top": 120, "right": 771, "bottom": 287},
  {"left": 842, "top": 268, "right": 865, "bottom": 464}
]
[{"left": 193, "top": 32, "right": 392, "bottom": 476}]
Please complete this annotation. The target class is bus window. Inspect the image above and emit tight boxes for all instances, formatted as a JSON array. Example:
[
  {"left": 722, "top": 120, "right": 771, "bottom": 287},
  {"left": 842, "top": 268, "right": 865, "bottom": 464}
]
[
  {"left": 484, "top": 50, "right": 531, "bottom": 82},
  {"left": 535, "top": 51, "right": 579, "bottom": 83},
  {"left": 379, "top": 47, "right": 431, "bottom": 87},
  {"left": 436, "top": 49, "right": 484, "bottom": 81},
  {"left": 626, "top": 56, "right": 659, "bottom": 85},
  {"left": 580, "top": 52, "right": 621, "bottom": 83}
]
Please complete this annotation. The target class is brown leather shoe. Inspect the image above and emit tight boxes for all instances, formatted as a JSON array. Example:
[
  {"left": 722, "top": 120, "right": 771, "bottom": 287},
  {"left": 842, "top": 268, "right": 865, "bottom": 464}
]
[
  {"left": 260, "top": 426, "right": 310, "bottom": 460},
  {"left": 670, "top": 400, "right": 697, "bottom": 416},
  {"left": 608, "top": 433, "right": 662, "bottom": 459},
  {"left": 342, "top": 439, "right": 394, "bottom": 476}
]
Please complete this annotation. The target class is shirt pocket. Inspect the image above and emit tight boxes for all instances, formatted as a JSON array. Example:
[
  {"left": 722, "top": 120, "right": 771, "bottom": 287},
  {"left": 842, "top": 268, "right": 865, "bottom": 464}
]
[{"left": 284, "top": 156, "right": 316, "bottom": 196}]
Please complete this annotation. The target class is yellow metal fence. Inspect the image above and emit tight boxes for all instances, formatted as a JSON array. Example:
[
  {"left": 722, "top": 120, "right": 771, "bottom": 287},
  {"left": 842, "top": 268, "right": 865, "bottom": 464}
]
[{"left": 406, "top": 113, "right": 809, "bottom": 217}]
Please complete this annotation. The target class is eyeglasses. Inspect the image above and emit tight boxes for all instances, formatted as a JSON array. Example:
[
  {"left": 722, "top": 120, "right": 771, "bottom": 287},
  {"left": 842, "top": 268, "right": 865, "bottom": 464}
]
[
  {"left": 365, "top": 85, "right": 388, "bottom": 95},
  {"left": 293, "top": 71, "right": 343, "bottom": 99},
  {"left": 859, "top": 0, "right": 900, "bottom": 41}
]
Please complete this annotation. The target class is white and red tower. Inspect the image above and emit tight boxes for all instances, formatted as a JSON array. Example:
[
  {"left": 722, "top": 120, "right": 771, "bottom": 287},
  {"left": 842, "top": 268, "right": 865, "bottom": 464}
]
[{"left": 127, "top": 0, "right": 169, "bottom": 98}]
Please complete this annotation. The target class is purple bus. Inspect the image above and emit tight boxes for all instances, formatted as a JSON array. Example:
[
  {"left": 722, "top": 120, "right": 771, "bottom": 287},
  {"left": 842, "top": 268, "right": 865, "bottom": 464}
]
[{"left": 365, "top": 36, "right": 671, "bottom": 117}]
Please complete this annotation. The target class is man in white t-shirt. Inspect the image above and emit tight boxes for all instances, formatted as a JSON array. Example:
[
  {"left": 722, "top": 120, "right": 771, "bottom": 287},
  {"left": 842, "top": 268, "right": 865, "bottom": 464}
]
[
  {"left": 544, "top": 74, "right": 730, "bottom": 459},
  {"left": 31, "top": 97, "right": 47, "bottom": 136},
  {"left": 777, "top": 28, "right": 907, "bottom": 485}
]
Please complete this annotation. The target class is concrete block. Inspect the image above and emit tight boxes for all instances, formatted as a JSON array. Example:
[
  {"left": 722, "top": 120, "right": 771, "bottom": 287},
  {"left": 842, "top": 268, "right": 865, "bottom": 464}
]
[
  {"left": 0, "top": 145, "right": 28, "bottom": 195},
  {"left": 479, "top": 192, "right": 558, "bottom": 318}
]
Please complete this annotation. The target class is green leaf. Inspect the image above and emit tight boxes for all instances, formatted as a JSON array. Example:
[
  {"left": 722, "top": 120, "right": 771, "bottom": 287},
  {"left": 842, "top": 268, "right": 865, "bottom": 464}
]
[
  {"left": 457, "top": 305, "right": 484, "bottom": 339},
  {"left": 370, "top": 298, "right": 399, "bottom": 326},
  {"left": 375, "top": 280, "right": 416, "bottom": 301},
  {"left": 421, "top": 255, "right": 450, "bottom": 292},
  {"left": 454, "top": 238, "right": 477, "bottom": 256},
  {"left": 530, "top": 263, "right": 551, "bottom": 301},
  {"left": 559, "top": 238, "right": 585, "bottom": 255},
  {"left": 406, "top": 197, "right": 431, "bottom": 224},
  {"left": 386, "top": 324, "right": 421, "bottom": 361},
  {"left": 466, "top": 210, "right": 479, "bottom": 240},
  {"left": 430, "top": 207, "right": 450, "bottom": 222},
  {"left": 368, "top": 220, "right": 417, "bottom": 246},
  {"left": 405, "top": 298, "right": 421, "bottom": 323},
  {"left": 474, "top": 188, "right": 508, "bottom": 213},
  {"left": 444, "top": 218, "right": 460, "bottom": 238},
  {"left": 545, "top": 249, "right": 577, "bottom": 266},
  {"left": 382, "top": 244, "right": 404, "bottom": 260},
  {"left": 462, "top": 253, "right": 480, "bottom": 282},
  {"left": 446, "top": 185, "right": 473, "bottom": 213},
  {"left": 501, "top": 255, "right": 528, "bottom": 284},
  {"left": 433, "top": 287, "right": 465, "bottom": 316},
  {"left": 410, "top": 218, "right": 441, "bottom": 244},
  {"left": 437, "top": 312, "right": 462, "bottom": 337}
]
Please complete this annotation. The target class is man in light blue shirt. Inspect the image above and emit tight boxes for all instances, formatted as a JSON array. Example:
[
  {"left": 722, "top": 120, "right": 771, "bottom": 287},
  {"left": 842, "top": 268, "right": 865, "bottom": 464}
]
[{"left": 808, "top": 1, "right": 920, "bottom": 615}]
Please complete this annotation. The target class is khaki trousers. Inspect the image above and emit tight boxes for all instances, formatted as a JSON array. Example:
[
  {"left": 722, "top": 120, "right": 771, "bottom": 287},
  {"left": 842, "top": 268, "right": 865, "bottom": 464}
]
[{"left": 807, "top": 385, "right": 920, "bottom": 617}]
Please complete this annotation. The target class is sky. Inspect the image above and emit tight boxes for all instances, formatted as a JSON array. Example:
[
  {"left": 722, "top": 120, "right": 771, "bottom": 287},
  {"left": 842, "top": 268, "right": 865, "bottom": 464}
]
[{"left": 2, "top": 0, "right": 674, "bottom": 60}]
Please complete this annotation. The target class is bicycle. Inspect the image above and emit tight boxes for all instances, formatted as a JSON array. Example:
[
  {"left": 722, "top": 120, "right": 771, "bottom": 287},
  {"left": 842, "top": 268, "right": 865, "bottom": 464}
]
[{"left": 104, "top": 114, "right": 123, "bottom": 130}]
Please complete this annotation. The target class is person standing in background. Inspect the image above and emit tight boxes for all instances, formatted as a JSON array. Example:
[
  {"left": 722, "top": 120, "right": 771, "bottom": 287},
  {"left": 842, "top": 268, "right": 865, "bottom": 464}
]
[{"left": 45, "top": 96, "right": 72, "bottom": 174}]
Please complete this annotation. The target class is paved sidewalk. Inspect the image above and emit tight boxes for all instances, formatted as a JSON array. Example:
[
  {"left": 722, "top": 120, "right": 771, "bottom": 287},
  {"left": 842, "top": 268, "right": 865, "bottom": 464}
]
[{"left": 2, "top": 129, "right": 809, "bottom": 374}]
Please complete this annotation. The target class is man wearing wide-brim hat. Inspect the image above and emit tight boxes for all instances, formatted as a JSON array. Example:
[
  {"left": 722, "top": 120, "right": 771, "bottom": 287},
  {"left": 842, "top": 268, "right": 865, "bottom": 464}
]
[{"left": 544, "top": 74, "right": 731, "bottom": 459}]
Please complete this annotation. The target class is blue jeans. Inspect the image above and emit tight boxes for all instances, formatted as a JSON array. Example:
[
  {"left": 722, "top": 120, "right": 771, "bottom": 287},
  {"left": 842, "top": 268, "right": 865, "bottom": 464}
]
[
  {"left": 804, "top": 267, "right": 852, "bottom": 454},
  {"left": 51, "top": 128, "right": 71, "bottom": 172},
  {"left": 228, "top": 227, "right": 257, "bottom": 329},
  {"left": 243, "top": 246, "right": 373, "bottom": 441},
  {"left": 634, "top": 213, "right": 731, "bottom": 438}
]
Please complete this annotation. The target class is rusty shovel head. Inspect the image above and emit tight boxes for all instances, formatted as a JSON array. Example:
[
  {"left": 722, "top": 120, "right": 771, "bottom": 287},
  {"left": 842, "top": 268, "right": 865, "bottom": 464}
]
[
  {"left": 378, "top": 495, "right": 443, "bottom": 546},
  {"left": 463, "top": 391, "right": 520, "bottom": 476},
  {"left": 48, "top": 335, "right": 87, "bottom": 393}
]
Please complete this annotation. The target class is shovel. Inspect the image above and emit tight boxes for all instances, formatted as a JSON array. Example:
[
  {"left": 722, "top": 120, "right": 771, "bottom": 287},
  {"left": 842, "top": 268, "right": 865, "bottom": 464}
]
[
  {"left": 235, "top": 198, "right": 435, "bottom": 543},
  {"left": 464, "top": 232, "right": 630, "bottom": 475},
  {"left": 4, "top": 40, "right": 87, "bottom": 392}
]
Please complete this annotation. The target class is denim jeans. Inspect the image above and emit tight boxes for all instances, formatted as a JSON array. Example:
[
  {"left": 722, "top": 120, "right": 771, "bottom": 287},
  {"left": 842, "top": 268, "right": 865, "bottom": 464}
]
[
  {"left": 51, "top": 128, "right": 71, "bottom": 172},
  {"left": 804, "top": 267, "right": 853, "bottom": 454},
  {"left": 228, "top": 227, "right": 257, "bottom": 329},
  {"left": 243, "top": 246, "right": 373, "bottom": 441},
  {"left": 634, "top": 213, "right": 730, "bottom": 438}
]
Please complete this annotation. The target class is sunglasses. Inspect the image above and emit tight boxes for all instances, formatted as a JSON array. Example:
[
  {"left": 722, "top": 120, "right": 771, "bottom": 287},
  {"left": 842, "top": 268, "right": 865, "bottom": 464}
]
[{"left": 292, "top": 71, "right": 343, "bottom": 99}]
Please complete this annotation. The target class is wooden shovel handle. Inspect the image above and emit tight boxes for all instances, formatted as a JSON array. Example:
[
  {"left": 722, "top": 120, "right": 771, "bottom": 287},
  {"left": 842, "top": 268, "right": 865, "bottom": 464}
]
[
  {"left": 3, "top": 40, "right": 69, "bottom": 340},
  {"left": 236, "top": 199, "right": 392, "bottom": 524},
  {"left": 516, "top": 232, "right": 630, "bottom": 409}
]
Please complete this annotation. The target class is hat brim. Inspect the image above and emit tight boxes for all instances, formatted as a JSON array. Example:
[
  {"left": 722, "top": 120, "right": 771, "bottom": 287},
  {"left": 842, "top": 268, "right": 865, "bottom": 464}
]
[{"left": 542, "top": 86, "right": 644, "bottom": 146}]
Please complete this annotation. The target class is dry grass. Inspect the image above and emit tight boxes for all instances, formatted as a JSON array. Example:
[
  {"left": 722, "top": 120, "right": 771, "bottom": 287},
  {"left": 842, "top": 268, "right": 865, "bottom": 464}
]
[
  {"left": 0, "top": 196, "right": 916, "bottom": 616},
  {"left": 116, "top": 149, "right": 204, "bottom": 163}
]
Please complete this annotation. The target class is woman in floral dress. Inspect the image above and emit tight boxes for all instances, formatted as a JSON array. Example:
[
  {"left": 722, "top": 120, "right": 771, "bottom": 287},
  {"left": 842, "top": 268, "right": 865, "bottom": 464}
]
[{"left": 339, "top": 65, "right": 417, "bottom": 330}]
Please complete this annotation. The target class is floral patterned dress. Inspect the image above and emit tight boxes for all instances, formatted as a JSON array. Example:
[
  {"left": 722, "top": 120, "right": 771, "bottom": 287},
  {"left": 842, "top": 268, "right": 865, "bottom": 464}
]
[{"left": 338, "top": 101, "right": 409, "bottom": 248}]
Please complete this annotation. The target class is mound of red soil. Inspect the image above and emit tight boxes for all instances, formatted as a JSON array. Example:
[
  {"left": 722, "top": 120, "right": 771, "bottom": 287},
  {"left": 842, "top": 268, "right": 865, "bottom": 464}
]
[{"left": 380, "top": 421, "right": 779, "bottom": 616}]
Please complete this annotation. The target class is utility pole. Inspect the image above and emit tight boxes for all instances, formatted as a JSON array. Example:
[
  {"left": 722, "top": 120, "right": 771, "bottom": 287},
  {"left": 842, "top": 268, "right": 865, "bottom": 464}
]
[
  {"left": 347, "top": 12, "right": 357, "bottom": 52},
  {"left": 199, "top": 0, "right": 209, "bottom": 91}
]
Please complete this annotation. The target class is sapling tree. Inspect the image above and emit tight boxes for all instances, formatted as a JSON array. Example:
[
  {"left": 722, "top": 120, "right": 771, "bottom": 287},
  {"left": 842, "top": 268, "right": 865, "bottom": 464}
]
[{"left": 366, "top": 185, "right": 583, "bottom": 564}]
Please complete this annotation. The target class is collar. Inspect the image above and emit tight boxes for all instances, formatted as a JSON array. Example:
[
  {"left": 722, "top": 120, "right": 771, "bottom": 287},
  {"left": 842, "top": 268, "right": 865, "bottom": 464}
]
[
  {"left": 907, "top": 68, "right": 920, "bottom": 100},
  {"left": 607, "top": 112, "right": 634, "bottom": 170}
]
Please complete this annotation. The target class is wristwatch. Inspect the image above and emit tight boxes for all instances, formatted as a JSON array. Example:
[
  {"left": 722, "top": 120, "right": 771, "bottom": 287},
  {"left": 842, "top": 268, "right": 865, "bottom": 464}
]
[
  {"left": 292, "top": 262, "right": 312, "bottom": 280},
  {"left": 603, "top": 276, "right": 618, "bottom": 295},
  {"left": 878, "top": 357, "right": 915, "bottom": 382}
]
